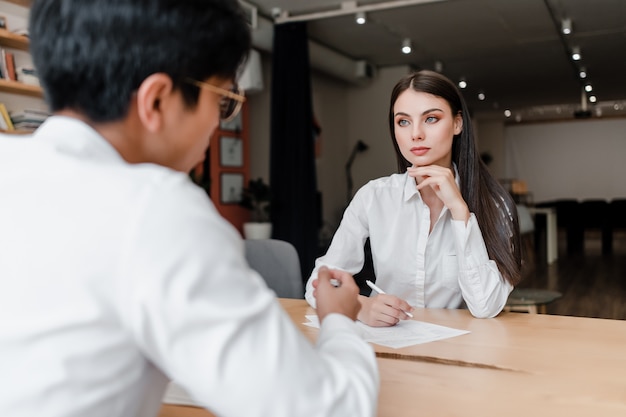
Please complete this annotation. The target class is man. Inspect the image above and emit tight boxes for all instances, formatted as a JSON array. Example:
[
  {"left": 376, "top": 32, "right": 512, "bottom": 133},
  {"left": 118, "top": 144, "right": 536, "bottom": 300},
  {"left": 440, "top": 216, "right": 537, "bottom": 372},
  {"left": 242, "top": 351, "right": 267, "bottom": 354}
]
[{"left": 0, "top": 1, "right": 378, "bottom": 416}]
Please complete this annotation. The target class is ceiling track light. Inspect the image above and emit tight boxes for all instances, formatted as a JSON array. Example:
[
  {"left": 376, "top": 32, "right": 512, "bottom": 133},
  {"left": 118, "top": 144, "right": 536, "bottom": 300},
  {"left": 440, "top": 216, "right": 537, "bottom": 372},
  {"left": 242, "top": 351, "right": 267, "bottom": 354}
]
[
  {"left": 561, "top": 18, "right": 572, "bottom": 35},
  {"left": 571, "top": 46, "right": 581, "bottom": 61},
  {"left": 579, "top": 67, "right": 587, "bottom": 79},
  {"left": 401, "top": 38, "right": 412, "bottom": 54},
  {"left": 355, "top": 11, "right": 366, "bottom": 24},
  {"left": 458, "top": 78, "right": 467, "bottom": 89}
]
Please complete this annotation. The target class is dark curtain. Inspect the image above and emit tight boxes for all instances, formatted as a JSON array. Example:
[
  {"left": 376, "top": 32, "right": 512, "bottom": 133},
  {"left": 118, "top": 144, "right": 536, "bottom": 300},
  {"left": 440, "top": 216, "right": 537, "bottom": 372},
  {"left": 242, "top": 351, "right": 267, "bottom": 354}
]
[{"left": 270, "top": 22, "right": 319, "bottom": 282}]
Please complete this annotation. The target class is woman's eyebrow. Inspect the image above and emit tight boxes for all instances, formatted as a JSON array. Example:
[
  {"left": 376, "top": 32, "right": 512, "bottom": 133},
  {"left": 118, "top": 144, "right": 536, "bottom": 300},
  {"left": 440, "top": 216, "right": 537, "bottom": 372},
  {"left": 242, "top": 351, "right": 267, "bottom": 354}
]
[{"left": 421, "top": 107, "right": 444, "bottom": 115}]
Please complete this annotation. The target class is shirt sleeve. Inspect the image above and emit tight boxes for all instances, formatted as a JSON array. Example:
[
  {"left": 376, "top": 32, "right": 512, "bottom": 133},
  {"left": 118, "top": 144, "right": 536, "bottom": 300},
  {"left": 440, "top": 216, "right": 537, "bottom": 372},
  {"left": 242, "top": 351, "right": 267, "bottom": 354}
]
[
  {"left": 118, "top": 174, "right": 379, "bottom": 417},
  {"left": 305, "top": 186, "right": 371, "bottom": 309},
  {"left": 450, "top": 213, "right": 513, "bottom": 318}
]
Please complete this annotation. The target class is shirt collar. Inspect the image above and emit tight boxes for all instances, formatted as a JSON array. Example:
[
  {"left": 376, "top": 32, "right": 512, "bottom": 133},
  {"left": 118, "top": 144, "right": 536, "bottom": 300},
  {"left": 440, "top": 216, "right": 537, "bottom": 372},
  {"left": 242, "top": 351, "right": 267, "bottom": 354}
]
[{"left": 402, "top": 163, "right": 461, "bottom": 202}]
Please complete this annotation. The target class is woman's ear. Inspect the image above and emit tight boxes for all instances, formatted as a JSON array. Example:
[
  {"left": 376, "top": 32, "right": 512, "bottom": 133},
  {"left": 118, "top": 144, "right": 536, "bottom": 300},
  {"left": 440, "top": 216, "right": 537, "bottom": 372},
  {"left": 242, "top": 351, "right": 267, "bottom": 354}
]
[
  {"left": 454, "top": 112, "right": 463, "bottom": 135},
  {"left": 135, "top": 73, "right": 174, "bottom": 133}
]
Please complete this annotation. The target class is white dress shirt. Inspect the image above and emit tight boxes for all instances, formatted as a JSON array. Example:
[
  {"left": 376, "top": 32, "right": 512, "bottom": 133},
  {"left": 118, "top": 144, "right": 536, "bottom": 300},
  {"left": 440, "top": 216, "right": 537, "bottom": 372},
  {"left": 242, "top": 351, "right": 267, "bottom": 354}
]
[
  {"left": 0, "top": 116, "right": 378, "bottom": 417},
  {"left": 306, "top": 172, "right": 513, "bottom": 318}
]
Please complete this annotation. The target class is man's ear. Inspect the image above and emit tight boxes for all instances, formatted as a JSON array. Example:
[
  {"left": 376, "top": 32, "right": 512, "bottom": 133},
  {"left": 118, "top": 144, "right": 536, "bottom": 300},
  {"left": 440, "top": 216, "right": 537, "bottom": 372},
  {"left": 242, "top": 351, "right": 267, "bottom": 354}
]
[{"left": 135, "top": 73, "right": 174, "bottom": 133}]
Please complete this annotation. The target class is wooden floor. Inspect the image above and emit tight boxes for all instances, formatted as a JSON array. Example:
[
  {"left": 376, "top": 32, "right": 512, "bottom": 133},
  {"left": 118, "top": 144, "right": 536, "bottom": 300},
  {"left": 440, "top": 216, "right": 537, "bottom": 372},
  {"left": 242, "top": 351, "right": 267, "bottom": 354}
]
[{"left": 520, "top": 229, "right": 626, "bottom": 320}]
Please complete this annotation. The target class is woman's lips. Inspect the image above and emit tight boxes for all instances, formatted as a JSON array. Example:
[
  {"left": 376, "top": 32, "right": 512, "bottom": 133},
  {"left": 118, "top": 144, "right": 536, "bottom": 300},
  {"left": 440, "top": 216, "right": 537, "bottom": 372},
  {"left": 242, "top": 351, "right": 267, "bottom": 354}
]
[{"left": 411, "top": 146, "right": 429, "bottom": 156}]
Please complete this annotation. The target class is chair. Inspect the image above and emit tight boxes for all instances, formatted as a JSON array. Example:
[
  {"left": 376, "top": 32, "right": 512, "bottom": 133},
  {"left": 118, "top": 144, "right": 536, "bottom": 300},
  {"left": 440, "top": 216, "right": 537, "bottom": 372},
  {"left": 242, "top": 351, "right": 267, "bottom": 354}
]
[
  {"left": 610, "top": 199, "right": 626, "bottom": 248},
  {"left": 553, "top": 199, "right": 583, "bottom": 254},
  {"left": 244, "top": 238, "right": 304, "bottom": 299},
  {"left": 505, "top": 288, "right": 562, "bottom": 314},
  {"left": 580, "top": 199, "right": 611, "bottom": 254},
  {"left": 507, "top": 205, "right": 563, "bottom": 314}
]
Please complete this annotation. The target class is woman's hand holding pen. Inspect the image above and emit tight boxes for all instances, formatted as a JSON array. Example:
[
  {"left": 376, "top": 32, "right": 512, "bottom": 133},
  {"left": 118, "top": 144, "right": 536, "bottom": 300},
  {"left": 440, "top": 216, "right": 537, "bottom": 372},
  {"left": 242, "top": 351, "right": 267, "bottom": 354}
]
[
  {"left": 357, "top": 293, "right": 414, "bottom": 327},
  {"left": 407, "top": 164, "right": 470, "bottom": 222},
  {"left": 313, "top": 267, "right": 361, "bottom": 322}
]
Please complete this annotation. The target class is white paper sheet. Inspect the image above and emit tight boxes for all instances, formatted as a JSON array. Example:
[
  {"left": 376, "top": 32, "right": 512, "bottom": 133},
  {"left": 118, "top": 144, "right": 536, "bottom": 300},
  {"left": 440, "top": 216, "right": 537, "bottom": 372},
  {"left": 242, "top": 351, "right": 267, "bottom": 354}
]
[{"left": 303, "top": 315, "right": 469, "bottom": 349}]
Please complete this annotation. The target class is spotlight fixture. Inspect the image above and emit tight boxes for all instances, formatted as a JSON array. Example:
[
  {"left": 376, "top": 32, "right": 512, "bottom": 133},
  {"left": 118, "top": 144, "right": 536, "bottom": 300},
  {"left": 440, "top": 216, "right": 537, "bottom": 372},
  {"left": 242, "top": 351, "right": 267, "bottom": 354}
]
[
  {"left": 401, "top": 38, "right": 412, "bottom": 54},
  {"left": 579, "top": 67, "right": 587, "bottom": 79},
  {"left": 458, "top": 78, "right": 467, "bottom": 89},
  {"left": 561, "top": 18, "right": 572, "bottom": 35},
  {"left": 504, "top": 109, "right": 512, "bottom": 117},
  {"left": 589, "top": 95, "right": 597, "bottom": 103},
  {"left": 571, "top": 46, "right": 581, "bottom": 61},
  {"left": 478, "top": 91, "right": 486, "bottom": 101},
  {"left": 355, "top": 11, "right": 366, "bottom": 25},
  {"left": 585, "top": 84, "right": 593, "bottom": 92}
]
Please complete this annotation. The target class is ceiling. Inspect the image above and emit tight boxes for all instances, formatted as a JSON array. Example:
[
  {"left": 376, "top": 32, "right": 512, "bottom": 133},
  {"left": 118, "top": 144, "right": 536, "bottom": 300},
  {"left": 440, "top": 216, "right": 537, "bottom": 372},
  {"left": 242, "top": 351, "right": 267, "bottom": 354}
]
[{"left": 246, "top": 0, "right": 626, "bottom": 122}]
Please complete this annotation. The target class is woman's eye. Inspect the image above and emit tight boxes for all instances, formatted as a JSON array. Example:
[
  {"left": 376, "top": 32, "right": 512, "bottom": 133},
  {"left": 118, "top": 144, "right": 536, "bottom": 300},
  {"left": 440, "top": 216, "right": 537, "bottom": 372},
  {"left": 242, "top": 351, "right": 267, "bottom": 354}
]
[
  {"left": 425, "top": 116, "right": 438, "bottom": 123},
  {"left": 397, "top": 119, "right": 409, "bottom": 127}
]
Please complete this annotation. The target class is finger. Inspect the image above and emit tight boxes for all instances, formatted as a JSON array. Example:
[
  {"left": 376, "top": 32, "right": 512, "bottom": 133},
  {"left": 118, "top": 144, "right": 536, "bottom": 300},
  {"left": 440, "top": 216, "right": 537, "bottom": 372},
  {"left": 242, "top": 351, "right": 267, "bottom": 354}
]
[
  {"left": 379, "top": 296, "right": 414, "bottom": 319},
  {"left": 327, "top": 268, "right": 357, "bottom": 290},
  {"left": 369, "top": 308, "right": 400, "bottom": 327},
  {"left": 317, "top": 266, "right": 330, "bottom": 280}
]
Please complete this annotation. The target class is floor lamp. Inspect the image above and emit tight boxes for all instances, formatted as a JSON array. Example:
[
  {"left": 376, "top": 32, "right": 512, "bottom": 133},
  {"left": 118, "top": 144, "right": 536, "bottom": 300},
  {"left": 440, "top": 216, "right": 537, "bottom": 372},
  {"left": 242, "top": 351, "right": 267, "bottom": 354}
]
[{"left": 345, "top": 140, "right": 369, "bottom": 203}]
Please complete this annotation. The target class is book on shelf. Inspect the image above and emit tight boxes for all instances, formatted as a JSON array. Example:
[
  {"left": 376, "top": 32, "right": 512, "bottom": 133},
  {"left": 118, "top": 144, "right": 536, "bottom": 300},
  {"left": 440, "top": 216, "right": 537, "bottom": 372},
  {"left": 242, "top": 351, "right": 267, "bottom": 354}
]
[
  {"left": 0, "top": 103, "right": 14, "bottom": 131},
  {"left": 4, "top": 51, "right": 16, "bottom": 81},
  {"left": 0, "top": 49, "right": 6, "bottom": 80},
  {"left": 16, "top": 66, "right": 40, "bottom": 86},
  {"left": 10, "top": 108, "right": 50, "bottom": 131},
  {"left": 10, "top": 28, "right": 29, "bottom": 38},
  {"left": 0, "top": 108, "right": 8, "bottom": 130},
  {"left": 0, "top": 49, "right": 18, "bottom": 81}
]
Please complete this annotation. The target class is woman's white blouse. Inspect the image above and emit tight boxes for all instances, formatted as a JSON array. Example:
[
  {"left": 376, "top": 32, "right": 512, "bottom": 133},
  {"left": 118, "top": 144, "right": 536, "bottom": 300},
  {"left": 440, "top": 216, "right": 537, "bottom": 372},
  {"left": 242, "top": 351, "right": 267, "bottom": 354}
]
[{"left": 306, "top": 172, "right": 513, "bottom": 318}]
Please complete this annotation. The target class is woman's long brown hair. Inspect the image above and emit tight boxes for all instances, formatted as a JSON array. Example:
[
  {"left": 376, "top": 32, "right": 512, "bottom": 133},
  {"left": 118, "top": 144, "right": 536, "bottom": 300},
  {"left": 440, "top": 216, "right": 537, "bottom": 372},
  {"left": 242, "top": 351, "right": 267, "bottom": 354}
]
[{"left": 388, "top": 70, "right": 522, "bottom": 286}]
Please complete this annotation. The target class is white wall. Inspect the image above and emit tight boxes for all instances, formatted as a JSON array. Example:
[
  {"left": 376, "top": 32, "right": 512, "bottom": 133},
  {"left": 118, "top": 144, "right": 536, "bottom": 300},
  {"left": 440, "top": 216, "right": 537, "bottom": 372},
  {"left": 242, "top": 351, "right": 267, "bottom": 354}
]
[
  {"left": 504, "top": 117, "right": 626, "bottom": 203},
  {"left": 474, "top": 119, "right": 506, "bottom": 179},
  {"left": 347, "top": 66, "right": 411, "bottom": 196}
]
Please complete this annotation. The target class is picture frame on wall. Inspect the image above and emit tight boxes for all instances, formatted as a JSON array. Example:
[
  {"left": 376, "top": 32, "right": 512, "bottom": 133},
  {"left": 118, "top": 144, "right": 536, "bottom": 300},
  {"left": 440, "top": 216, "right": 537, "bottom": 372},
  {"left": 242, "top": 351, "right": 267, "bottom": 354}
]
[
  {"left": 220, "top": 172, "right": 244, "bottom": 204},
  {"left": 219, "top": 136, "right": 243, "bottom": 167}
]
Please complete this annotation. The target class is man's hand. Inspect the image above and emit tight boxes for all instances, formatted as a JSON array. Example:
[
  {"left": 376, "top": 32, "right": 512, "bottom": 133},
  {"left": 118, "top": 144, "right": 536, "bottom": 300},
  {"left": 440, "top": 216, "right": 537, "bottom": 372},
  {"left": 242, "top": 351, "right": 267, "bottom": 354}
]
[{"left": 313, "top": 267, "right": 361, "bottom": 322}]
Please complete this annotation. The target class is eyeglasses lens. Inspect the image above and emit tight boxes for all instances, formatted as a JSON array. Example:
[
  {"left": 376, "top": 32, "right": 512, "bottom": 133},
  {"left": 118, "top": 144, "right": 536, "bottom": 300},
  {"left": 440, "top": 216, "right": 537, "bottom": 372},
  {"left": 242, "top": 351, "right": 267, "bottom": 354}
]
[{"left": 220, "top": 86, "right": 243, "bottom": 122}]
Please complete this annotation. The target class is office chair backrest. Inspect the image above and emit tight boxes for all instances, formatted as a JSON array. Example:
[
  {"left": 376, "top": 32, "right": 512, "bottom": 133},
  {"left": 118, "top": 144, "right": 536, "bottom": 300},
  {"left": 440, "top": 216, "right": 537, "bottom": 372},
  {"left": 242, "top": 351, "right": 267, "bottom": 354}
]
[{"left": 244, "top": 239, "right": 304, "bottom": 299}]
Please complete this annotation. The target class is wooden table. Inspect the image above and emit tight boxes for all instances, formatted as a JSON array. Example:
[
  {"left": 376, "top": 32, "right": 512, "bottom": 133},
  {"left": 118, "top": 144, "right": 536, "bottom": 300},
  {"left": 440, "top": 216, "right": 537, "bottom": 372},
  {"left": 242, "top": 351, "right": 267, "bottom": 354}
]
[{"left": 161, "top": 298, "right": 626, "bottom": 417}]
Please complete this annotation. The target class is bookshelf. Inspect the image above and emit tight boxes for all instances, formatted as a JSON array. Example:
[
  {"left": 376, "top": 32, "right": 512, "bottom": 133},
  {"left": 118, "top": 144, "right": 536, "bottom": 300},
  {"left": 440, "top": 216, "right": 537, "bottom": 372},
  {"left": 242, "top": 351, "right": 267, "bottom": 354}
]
[
  {"left": 4, "top": 0, "right": 29, "bottom": 6},
  {"left": 0, "top": 1, "right": 46, "bottom": 133},
  {"left": 0, "top": 77, "right": 40, "bottom": 97},
  {"left": 0, "top": 27, "right": 27, "bottom": 50},
  {"left": 0, "top": 28, "right": 42, "bottom": 97}
]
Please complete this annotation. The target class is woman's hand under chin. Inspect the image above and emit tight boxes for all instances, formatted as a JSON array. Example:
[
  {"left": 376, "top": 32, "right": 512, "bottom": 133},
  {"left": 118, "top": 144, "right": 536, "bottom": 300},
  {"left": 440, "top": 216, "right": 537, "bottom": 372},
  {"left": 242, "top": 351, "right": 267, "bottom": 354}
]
[{"left": 407, "top": 164, "right": 470, "bottom": 222}]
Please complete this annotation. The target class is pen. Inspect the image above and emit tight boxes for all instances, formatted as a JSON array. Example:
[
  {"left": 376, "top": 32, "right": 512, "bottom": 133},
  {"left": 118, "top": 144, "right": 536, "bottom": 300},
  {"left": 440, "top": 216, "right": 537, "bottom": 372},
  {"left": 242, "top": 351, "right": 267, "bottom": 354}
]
[{"left": 366, "top": 280, "right": 414, "bottom": 318}]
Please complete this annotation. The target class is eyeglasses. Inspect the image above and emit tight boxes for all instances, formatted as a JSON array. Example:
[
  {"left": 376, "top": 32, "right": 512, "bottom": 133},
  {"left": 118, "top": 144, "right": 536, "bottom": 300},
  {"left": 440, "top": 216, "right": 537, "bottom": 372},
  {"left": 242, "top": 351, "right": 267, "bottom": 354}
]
[{"left": 185, "top": 78, "right": 246, "bottom": 122}]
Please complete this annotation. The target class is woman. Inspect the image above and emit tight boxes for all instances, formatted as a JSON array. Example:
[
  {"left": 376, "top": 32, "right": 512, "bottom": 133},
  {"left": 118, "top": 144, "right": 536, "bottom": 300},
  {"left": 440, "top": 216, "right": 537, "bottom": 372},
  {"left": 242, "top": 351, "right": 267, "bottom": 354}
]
[{"left": 305, "top": 70, "right": 521, "bottom": 326}]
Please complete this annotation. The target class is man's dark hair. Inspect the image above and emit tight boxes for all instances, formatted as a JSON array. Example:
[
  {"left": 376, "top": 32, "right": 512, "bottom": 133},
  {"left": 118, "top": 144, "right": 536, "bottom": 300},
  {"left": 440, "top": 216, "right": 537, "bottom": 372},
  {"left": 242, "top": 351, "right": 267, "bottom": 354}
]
[{"left": 29, "top": 0, "right": 251, "bottom": 122}]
